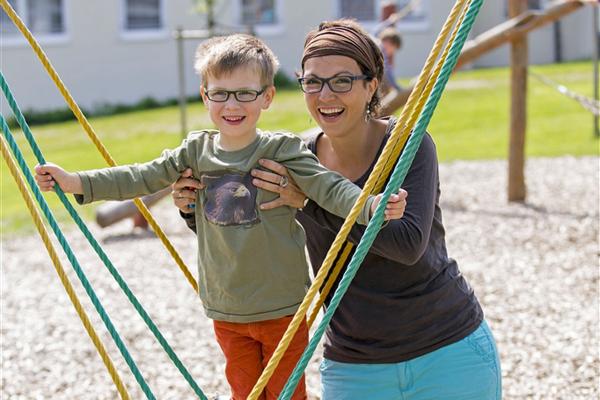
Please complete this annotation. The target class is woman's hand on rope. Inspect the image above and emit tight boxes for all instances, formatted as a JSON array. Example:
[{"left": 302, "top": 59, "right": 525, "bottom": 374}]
[
  {"left": 172, "top": 168, "right": 203, "bottom": 214},
  {"left": 35, "top": 163, "right": 82, "bottom": 194},
  {"left": 372, "top": 189, "right": 408, "bottom": 221},
  {"left": 251, "top": 159, "right": 307, "bottom": 210}
]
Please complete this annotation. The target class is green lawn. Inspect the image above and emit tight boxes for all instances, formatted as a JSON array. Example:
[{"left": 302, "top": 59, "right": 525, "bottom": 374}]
[
  {"left": 428, "top": 61, "right": 598, "bottom": 160},
  {"left": 1, "top": 61, "right": 597, "bottom": 234}
]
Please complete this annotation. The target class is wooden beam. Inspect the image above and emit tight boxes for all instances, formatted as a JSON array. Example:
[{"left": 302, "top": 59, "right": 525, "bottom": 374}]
[
  {"left": 456, "top": 1, "right": 585, "bottom": 69},
  {"left": 508, "top": 0, "right": 528, "bottom": 202},
  {"left": 378, "top": 88, "right": 411, "bottom": 117}
]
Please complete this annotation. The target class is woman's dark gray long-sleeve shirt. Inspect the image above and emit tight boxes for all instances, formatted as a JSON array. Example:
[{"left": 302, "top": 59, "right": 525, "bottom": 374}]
[{"left": 183, "top": 119, "right": 483, "bottom": 363}]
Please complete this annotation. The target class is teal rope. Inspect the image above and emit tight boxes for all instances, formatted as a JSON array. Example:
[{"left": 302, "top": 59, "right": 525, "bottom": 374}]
[
  {"left": 0, "top": 73, "right": 208, "bottom": 400},
  {"left": 0, "top": 115, "right": 156, "bottom": 399},
  {"left": 278, "top": 0, "right": 484, "bottom": 397}
]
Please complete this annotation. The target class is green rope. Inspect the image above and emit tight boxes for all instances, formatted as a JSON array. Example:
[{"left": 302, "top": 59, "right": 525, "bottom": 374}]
[
  {"left": 278, "top": 0, "right": 484, "bottom": 397},
  {"left": 0, "top": 115, "right": 156, "bottom": 399},
  {"left": 0, "top": 72, "right": 208, "bottom": 400}
]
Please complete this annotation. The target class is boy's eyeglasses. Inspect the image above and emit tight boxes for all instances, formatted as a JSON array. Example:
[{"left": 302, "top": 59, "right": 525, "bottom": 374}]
[
  {"left": 204, "top": 87, "right": 267, "bottom": 102},
  {"left": 297, "top": 75, "right": 372, "bottom": 94}
]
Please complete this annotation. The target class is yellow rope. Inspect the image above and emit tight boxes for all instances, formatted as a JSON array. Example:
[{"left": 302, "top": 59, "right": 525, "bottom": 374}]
[
  {"left": 0, "top": 0, "right": 198, "bottom": 293},
  {"left": 0, "top": 135, "right": 132, "bottom": 400},
  {"left": 307, "top": 242, "right": 353, "bottom": 327},
  {"left": 248, "top": 1, "right": 471, "bottom": 397},
  {"left": 379, "top": 7, "right": 470, "bottom": 189},
  {"left": 307, "top": 0, "right": 470, "bottom": 329}
]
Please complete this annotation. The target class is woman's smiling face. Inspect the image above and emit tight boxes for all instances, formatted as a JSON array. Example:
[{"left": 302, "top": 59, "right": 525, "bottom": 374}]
[{"left": 302, "top": 55, "right": 378, "bottom": 139}]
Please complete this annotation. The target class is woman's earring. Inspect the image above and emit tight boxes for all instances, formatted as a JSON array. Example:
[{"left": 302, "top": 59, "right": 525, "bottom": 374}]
[{"left": 364, "top": 103, "right": 372, "bottom": 122}]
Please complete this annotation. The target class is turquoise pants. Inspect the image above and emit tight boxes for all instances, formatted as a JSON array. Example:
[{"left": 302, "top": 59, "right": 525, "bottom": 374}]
[{"left": 320, "top": 320, "right": 501, "bottom": 400}]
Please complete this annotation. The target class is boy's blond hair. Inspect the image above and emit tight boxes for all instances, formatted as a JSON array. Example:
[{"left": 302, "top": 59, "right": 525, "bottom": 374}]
[{"left": 194, "top": 34, "right": 280, "bottom": 87}]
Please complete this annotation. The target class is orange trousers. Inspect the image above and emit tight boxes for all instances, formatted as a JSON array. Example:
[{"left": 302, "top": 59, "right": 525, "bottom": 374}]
[{"left": 213, "top": 315, "right": 308, "bottom": 400}]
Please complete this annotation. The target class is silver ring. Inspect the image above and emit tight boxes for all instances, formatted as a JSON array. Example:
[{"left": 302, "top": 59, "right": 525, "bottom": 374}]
[{"left": 279, "top": 176, "right": 289, "bottom": 188}]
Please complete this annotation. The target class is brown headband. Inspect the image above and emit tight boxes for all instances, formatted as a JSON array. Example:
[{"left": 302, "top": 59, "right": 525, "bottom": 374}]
[{"left": 301, "top": 25, "right": 383, "bottom": 82}]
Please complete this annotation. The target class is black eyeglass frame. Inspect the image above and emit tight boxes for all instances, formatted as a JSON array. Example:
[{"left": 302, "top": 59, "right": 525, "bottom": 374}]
[
  {"left": 297, "top": 74, "right": 373, "bottom": 94},
  {"left": 203, "top": 87, "right": 267, "bottom": 102}
]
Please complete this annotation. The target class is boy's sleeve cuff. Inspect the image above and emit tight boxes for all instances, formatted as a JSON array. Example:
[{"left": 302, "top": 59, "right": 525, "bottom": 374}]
[
  {"left": 359, "top": 195, "right": 375, "bottom": 225},
  {"left": 75, "top": 172, "right": 94, "bottom": 204},
  {"left": 179, "top": 210, "right": 195, "bottom": 219}
]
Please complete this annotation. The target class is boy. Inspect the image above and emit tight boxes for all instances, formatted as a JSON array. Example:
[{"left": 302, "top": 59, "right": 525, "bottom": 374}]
[
  {"left": 377, "top": 27, "right": 403, "bottom": 96},
  {"left": 35, "top": 34, "right": 406, "bottom": 400}
]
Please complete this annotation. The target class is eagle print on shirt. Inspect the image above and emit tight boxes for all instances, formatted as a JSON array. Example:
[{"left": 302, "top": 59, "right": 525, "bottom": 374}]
[{"left": 200, "top": 171, "right": 259, "bottom": 226}]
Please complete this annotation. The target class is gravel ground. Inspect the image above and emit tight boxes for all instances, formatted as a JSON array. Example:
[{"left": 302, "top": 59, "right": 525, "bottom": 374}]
[{"left": 1, "top": 156, "right": 598, "bottom": 399}]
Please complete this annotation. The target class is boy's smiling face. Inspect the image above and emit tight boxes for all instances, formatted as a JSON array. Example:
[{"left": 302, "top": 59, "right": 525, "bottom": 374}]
[{"left": 201, "top": 67, "right": 275, "bottom": 150}]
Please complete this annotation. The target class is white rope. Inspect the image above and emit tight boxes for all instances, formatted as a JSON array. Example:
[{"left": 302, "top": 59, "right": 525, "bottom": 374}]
[{"left": 530, "top": 70, "right": 600, "bottom": 116}]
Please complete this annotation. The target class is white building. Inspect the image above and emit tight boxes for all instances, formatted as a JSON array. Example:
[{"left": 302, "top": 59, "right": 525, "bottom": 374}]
[{"left": 0, "top": 0, "right": 595, "bottom": 113}]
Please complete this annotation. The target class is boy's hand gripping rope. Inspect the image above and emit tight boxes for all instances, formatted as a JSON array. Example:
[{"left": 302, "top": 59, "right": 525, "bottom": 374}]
[
  {"left": 0, "top": 116, "right": 157, "bottom": 399},
  {"left": 0, "top": 135, "right": 132, "bottom": 400},
  {"left": 0, "top": 72, "right": 208, "bottom": 400}
]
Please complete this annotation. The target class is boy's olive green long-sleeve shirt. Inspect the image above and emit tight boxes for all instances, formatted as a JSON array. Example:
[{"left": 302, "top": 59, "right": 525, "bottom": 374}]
[{"left": 76, "top": 130, "right": 374, "bottom": 322}]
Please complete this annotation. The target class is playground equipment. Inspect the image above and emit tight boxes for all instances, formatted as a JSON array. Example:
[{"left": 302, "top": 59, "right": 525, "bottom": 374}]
[
  {"left": 95, "top": 187, "right": 172, "bottom": 229},
  {"left": 528, "top": 70, "right": 599, "bottom": 117},
  {"left": 377, "top": 0, "right": 598, "bottom": 202},
  {"left": 5, "top": 0, "right": 592, "bottom": 398},
  {"left": 381, "top": 0, "right": 596, "bottom": 116}
]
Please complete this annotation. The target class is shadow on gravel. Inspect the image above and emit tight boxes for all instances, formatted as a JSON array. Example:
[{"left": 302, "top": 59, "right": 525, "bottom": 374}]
[
  {"left": 443, "top": 201, "right": 596, "bottom": 220},
  {"left": 101, "top": 229, "right": 158, "bottom": 244}
]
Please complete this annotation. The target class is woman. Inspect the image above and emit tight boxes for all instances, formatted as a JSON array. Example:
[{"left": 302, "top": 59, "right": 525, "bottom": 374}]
[{"left": 173, "top": 19, "right": 501, "bottom": 400}]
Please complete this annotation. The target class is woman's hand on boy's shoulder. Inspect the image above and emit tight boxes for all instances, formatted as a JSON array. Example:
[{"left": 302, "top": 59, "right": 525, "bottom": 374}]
[{"left": 251, "top": 159, "right": 307, "bottom": 210}]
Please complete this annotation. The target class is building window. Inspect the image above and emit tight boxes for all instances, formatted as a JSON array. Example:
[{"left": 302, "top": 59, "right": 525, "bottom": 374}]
[
  {"left": 241, "top": 0, "right": 277, "bottom": 25},
  {"left": 1, "top": 0, "right": 65, "bottom": 36},
  {"left": 27, "top": 0, "right": 64, "bottom": 34},
  {"left": 339, "top": 0, "right": 376, "bottom": 22},
  {"left": 124, "top": 0, "right": 162, "bottom": 31},
  {"left": 1, "top": 0, "right": 20, "bottom": 36},
  {"left": 338, "top": 1, "right": 428, "bottom": 25}
]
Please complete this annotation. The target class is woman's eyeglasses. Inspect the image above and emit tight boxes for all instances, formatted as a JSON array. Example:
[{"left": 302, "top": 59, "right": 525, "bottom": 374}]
[
  {"left": 203, "top": 87, "right": 267, "bottom": 102},
  {"left": 297, "top": 75, "right": 372, "bottom": 94}
]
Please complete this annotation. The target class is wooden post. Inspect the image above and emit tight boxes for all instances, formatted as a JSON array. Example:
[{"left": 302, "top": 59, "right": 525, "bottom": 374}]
[
  {"left": 508, "top": 0, "right": 528, "bottom": 202},
  {"left": 206, "top": 0, "right": 215, "bottom": 36}
]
